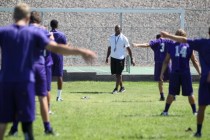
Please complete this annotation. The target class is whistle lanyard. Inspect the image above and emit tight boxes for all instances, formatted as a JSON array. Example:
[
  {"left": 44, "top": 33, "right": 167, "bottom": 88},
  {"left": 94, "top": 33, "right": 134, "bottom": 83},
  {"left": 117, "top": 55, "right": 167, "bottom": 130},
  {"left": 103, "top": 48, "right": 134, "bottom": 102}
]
[{"left": 114, "top": 35, "right": 120, "bottom": 52}]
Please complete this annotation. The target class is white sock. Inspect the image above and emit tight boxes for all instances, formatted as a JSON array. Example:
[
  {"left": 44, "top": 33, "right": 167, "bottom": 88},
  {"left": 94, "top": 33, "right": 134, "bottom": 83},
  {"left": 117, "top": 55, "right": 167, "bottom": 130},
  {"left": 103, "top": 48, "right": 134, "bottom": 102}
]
[{"left": 57, "top": 90, "right": 62, "bottom": 98}]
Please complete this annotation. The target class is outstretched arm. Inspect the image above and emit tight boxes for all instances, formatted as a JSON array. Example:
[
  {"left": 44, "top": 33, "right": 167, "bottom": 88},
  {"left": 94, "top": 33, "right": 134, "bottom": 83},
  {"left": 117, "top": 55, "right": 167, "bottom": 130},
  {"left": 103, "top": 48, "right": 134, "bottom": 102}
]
[
  {"left": 161, "top": 31, "right": 187, "bottom": 43},
  {"left": 160, "top": 53, "right": 171, "bottom": 81},
  {"left": 190, "top": 51, "right": 201, "bottom": 76},
  {"left": 132, "top": 43, "right": 150, "bottom": 48},
  {"left": 46, "top": 41, "right": 96, "bottom": 64}
]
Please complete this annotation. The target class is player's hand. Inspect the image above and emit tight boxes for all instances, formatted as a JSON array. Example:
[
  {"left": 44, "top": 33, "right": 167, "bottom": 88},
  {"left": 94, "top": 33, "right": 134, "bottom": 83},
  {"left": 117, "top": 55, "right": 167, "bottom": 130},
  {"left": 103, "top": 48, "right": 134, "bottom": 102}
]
[
  {"left": 160, "top": 74, "right": 164, "bottom": 82},
  {"left": 132, "top": 43, "right": 138, "bottom": 48},
  {"left": 160, "top": 31, "right": 169, "bottom": 38},
  {"left": 105, "top": 58, "right": 109, "bottom": 64},
  {"left": 81, "top": 49, "right": 97, "bottom": 64},
  {"left": 131, "top": 58, "right": 135, "bottom": 66}
]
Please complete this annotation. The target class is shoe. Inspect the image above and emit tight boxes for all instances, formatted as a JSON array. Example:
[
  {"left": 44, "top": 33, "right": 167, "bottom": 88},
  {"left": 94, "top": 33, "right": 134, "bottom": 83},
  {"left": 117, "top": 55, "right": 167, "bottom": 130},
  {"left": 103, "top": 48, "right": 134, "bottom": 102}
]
[
  {"left": 56, "top": 97, "right": 63, "bottom": 101},
  {"left": 112, "top": 88, "right": 118, "bottom": 94},
  {"left": 193, "top": 112, "right": 198, "bottom": 116},
  {"left": 49, "top": 110, "right": 54, "bottom": 115},
  {"left": 160, "top": 112, "right": 168, "bottom": 116},
  {"left": 45, "top": 128, "right": 58, "bottom": 136},
  {"left": 194, "top": 132, "right": 201, "bottom": 138},
  {"left": 7, "top": 129, "right": 18, "bottom": 136},
  {"left": 119, "top": 87, "right": 126, "bottom": 93},
  {"left": 159, "top": 96, "right": 165, "bottom": 101}
]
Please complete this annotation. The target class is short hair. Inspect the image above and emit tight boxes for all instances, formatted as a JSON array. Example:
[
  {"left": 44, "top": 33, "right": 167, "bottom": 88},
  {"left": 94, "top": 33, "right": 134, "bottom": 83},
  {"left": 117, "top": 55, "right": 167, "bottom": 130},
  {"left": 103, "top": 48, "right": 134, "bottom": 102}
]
[
  {"left": 13, "top": 3, "right": 30, "bottom": 21},
  {"left": 156, "top": 34, "right": 161, "bottom": 39},
  {"left": 175, "top": 29, "right": 187, "bottom": 37},
  {"left": 30, "top": 11, "right": 41, "bottom": 24},
  {"left": 50, "top": 19, "right": 58, "bottom": 29}
]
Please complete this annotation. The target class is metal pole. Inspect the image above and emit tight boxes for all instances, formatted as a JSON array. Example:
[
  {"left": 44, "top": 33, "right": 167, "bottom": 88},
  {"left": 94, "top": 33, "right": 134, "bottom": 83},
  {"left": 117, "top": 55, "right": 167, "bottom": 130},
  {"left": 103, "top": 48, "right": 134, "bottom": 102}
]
[
  {"left": 180, "top": 10, "right": 185, "bottom": 29},
  {"left": 119, "top": 13, "right": 123, "bottom": 30}
]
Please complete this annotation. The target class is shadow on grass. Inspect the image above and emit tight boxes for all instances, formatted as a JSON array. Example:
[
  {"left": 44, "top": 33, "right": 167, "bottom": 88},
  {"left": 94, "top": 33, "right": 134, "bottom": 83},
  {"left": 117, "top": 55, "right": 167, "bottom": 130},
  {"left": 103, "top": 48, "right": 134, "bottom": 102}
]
[
  {"left": 123, "top": 114, "right": 184, "bottom": 118},
  {"left": 68, "top": 91, "right": 111, "bottom": 94}
]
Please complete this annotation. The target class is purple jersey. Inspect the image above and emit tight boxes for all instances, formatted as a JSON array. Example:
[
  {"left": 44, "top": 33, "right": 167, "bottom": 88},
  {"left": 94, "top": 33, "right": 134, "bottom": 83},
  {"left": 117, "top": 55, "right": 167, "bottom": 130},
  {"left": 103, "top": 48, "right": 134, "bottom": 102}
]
[
  {"left": 187, "top": 39, "right": 210, "bottom": 76},
  {"left": 0, "top": 24, "right": 50, "bottom": 82},
  {"left": 149, "top": 38, "right": 173, "bottom": 62},
  {"left": 50, "top": 29, "right": 67, "bottom": 60},
  {"left": 168, "top": 42, "right": 193, "bottom": 73}
]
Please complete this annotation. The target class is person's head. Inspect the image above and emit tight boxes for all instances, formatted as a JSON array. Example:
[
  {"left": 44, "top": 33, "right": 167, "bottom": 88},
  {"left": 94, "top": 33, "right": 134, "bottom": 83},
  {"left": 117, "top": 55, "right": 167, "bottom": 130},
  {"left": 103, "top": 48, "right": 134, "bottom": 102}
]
[
  {"left": 156, "top": 34, "right": 161, "bottom": 39},
  {"left": 30, "top": 11, "right": 41, "bottom": 24},
  {"left": 115, "top": 25, "right": 121, "bottom": 35},
  {"left": 50, "top": 19, "right": 58, "bottom": 29},
  {"left": 175, "top": 29, "right": 187, "bottom": 37},
  {"left": 13, "top": 3, "right": 30, "bottom": 23}
]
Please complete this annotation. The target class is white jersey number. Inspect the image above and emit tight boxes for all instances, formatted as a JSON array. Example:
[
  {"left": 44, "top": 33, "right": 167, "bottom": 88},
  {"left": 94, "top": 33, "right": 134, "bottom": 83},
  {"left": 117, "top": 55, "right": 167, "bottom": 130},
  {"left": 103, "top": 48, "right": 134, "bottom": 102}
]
[
  {"left": 160, "top": 43, "right": 165, "bottom": 52},
  {"left": 175, "top": 46, "right": 187, "bottom": 58}
]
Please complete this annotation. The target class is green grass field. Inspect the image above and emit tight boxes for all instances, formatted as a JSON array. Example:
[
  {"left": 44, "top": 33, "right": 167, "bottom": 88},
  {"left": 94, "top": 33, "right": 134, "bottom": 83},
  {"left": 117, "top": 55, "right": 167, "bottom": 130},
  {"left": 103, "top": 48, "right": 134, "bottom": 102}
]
[{"left": 4, "top": 81, "right": 210, "bottom": 140}]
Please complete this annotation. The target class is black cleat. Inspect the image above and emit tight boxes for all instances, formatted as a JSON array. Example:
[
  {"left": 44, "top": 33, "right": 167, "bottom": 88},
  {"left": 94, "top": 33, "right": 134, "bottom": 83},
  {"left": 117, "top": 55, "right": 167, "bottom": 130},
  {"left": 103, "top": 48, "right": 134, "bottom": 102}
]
[
  {"left": 159, "top": 96, "right": 165, "bottom": 101},
  {"left": 119, "top": 87, "right": 126, "bottom": 93},
  {"left": 194, "top": 132, "right": 201, "bottom": 138},
  {"left": 112, "top": 88, "right": 118, "bottom": 94},
  {"left": 7, "top": 129, "right": 18, "bottom": 136},
  {"left": 45, "top": 128, "right": 58, "bottom": 136}
]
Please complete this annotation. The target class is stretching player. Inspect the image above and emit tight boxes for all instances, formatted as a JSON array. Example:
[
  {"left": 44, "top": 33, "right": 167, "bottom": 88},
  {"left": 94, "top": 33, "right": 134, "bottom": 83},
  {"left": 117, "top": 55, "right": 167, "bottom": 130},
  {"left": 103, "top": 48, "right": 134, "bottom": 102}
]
[
  {"left": 132, "top": 34, "right": 171, "bottom": 101},
  {"left": 7, "top": 11, "right": 55, "bottom": 136},
  {"left": 160, "top": 29, "right": 200, "bottom": 116},
  {"left": 50, "top": 19, "right": 67, "bottom": 101},
  {"left": 161, "top": 29, "right": 210, "bottom": 138},
  {"left": 0, "top": 3, "right": 96, "bottom": 140}
]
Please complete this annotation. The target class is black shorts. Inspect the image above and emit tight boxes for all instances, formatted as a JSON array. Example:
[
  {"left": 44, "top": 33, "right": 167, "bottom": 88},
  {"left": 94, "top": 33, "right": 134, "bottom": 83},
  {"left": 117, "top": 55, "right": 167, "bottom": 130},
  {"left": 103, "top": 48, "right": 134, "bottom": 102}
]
[{"left": 111, "top": 57, "right": 125, "bottom": 75}]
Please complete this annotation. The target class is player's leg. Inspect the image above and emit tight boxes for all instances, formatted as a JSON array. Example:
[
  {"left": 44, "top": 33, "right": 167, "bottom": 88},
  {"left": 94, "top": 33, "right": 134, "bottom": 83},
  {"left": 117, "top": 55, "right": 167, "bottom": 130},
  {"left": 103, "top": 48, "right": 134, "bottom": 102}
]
[
  {"left": 7, "top": 120, "right": 19, "bottom": 136},
  {"left": 154, "top": 62, "right": 165, "bottom": 100},
  {"left": 0, "top": 123, "right": 7, "bottom": 140},
  {"left": 161, "top": 73, "right": 180, "bottom": 115},
  {"left": 188, "top": 95, "right": 197, "bottom": 115},
  {"left": 194, "top": 77, "right": 210, "bottom": 137},
  {"left": 118, "top": 58, "right": 125, "bottom": 93},
  {"left": 21, "top": 122, "right": 34, "bottom": 140},
  {"left": 182, "top": 72, "right": 196, "bottom": 114},
  {"left": 46, "top": 65, "right": 52, "bottom": 113},
  {"left": 56, "top": 76, "right": 63, "bottom": 101},
  {"left": 111, "top": 57, "right": 118, "bottom": 94},
  {"left": 16, "top": 82, "right": 35, "bottom": 140},
  {"left": 194, "top": 105, "right": 206, "bottom": 137}
]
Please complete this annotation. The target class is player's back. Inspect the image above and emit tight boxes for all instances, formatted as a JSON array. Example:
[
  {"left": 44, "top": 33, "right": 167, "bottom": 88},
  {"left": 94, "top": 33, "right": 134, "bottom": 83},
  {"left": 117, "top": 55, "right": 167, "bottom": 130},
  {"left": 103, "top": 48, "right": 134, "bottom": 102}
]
[
  {"left": 0, "top": 24, "right": 47, "bottom": 82},
  {"left": 168, "top": 42, "right": 192, "bottom": 73},
  {"left": 150, "top": 38, "right": 172, "bottom": 63}
]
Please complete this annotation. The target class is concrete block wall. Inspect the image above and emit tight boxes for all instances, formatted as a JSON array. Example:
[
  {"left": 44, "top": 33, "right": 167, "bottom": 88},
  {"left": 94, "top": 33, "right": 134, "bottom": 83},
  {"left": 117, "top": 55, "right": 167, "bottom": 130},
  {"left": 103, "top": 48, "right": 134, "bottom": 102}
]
[{"left": 0, "top": 0, "right": 209, "bottom": 66}]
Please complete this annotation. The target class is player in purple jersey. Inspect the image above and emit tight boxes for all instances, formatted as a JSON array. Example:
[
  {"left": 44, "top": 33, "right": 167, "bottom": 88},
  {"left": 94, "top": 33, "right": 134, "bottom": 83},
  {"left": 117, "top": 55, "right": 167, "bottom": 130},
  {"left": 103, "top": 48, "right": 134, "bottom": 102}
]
[
  {"left": 160, "top": 29, "right": 200, "bottom": 117},
  {"left": 0, "top": 3, "right": 96, "bottom": 140},
  {"left": 7, "top": 11, "right": 55, "bottom": 136},
  {"left": 50, "top": 19, "right": 67, "bottom": 101},
  {"left": 132, "top": 34, "right": 172, "bottom": 101},
  {"left": 161, "top": 29, "right": 210, "bottom": 138}
]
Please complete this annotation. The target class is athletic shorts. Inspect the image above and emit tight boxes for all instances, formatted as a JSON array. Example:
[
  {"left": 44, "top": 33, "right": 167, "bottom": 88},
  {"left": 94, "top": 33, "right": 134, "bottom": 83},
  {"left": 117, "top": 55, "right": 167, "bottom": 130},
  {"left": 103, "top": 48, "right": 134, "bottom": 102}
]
[
  {"left": 34, "top": 64, "right": 47, "bottom": 96},
  {"left": 111, "top": 57, "right": 125, "bottom": 75},
  {"left": 169, "top": 72, "right": 193, "bottom": 96},
  {"left": 52, "top": 54, "right": 63, "bottom": 77},
  {"left": 154, "top": 62, "right": 170, "bottom": 81},
  {"left": 0, "top": 82, "right": 35, "bottom": 123},
  {"left": 198, "top": 75, "right": 210, "bottom": 105},
  {"left": 46, "top": 65, "right": 52, "bottom": 92}
]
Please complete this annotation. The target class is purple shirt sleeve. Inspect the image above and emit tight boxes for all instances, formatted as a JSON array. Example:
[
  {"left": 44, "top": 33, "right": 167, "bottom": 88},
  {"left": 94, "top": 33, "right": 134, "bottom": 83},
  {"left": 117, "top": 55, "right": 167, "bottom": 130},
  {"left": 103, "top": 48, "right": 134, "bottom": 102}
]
[
  {"left": 149, "top": 39, "right": 160, "bottom": 51},
  {"left": 187, "top": 39, "right": 206, "bottom": 52}
]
